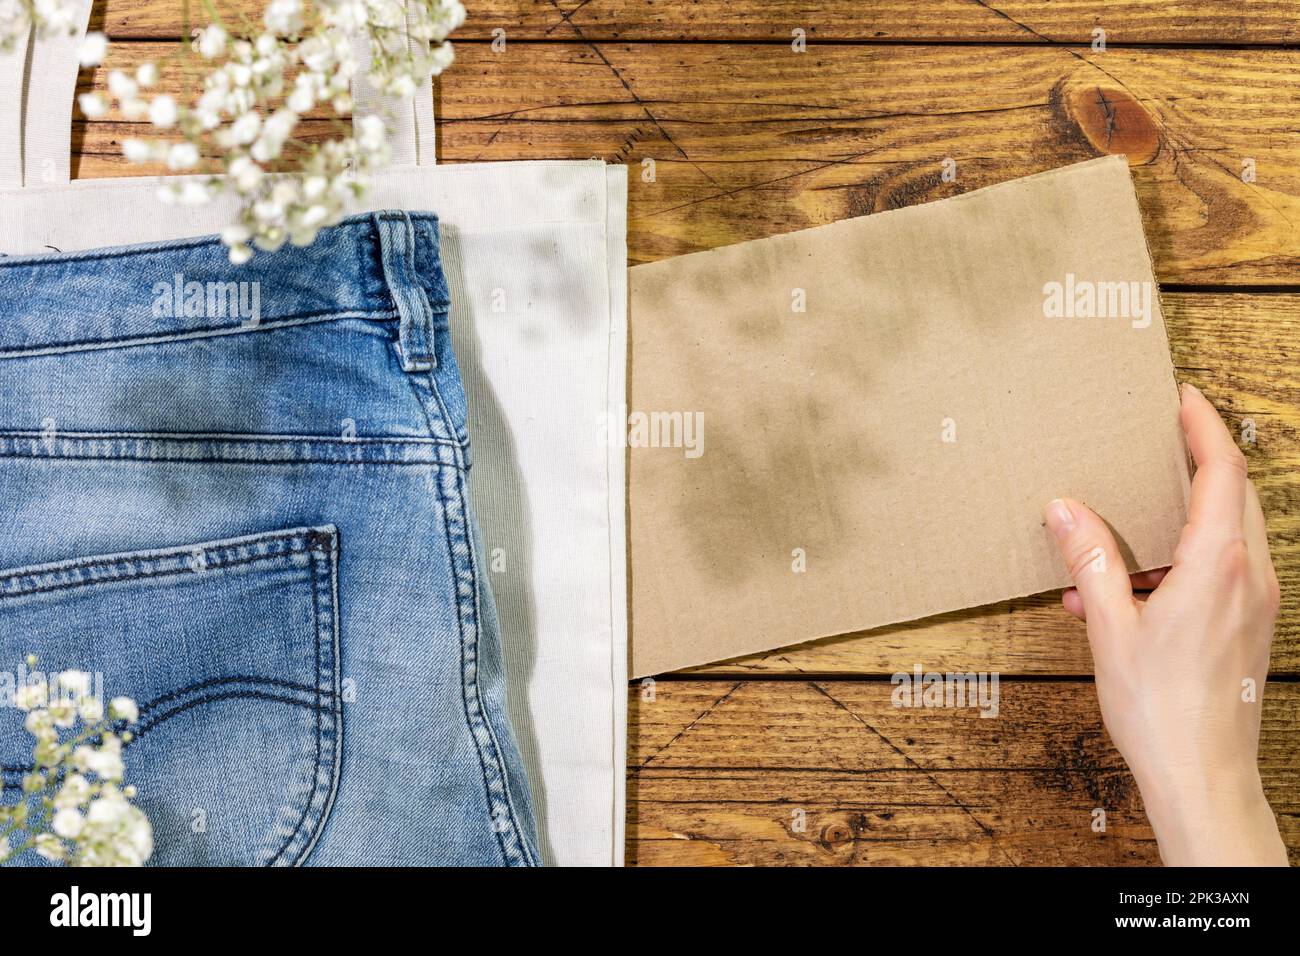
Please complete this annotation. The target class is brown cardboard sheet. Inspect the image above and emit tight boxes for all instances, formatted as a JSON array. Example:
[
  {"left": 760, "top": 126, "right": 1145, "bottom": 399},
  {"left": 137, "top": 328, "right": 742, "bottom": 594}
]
[{"left": 628, "top": 156, "right": 1191, "bottom": 676}]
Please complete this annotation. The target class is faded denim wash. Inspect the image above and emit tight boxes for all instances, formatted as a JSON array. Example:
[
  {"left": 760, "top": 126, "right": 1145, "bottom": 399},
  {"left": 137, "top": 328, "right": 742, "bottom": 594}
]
[{"left": 0, "top": 212, "right": 540, "bottom": 866}]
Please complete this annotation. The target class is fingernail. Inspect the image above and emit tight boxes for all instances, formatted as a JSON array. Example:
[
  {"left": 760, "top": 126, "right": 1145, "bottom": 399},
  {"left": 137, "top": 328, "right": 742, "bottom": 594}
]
[
  {"left": 1045, "top": 498, "right": 1076, "bottom": 539},
  {"left": 1181, "top": 382, "right": 1201, "bottom": 399}
]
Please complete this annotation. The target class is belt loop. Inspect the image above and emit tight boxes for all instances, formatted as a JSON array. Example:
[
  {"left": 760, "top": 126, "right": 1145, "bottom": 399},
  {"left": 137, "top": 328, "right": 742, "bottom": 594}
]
[{"left": 374, "top": 211, "right": 437, "bottom": 373}]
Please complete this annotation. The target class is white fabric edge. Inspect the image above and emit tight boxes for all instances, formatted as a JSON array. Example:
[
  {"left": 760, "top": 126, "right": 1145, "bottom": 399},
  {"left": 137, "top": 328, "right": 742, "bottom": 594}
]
[
  {"left": 0, "top": 160, "right": 614, "bottom": 254},
  {"left": 604, "top": 165, "right": 629, "bottom": 867},
  {"left": 21, "top": 0, "right": 91, "bottom": 186},
  {"left": 0, "top": 26, "right": 30, "bottom": 188}
]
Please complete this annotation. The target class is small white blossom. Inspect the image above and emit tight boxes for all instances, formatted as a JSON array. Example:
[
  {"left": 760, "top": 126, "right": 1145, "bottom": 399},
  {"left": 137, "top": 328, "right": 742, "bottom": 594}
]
[
  {"left": 148, "top": 95, "right": 178, "bottom": 128},
  {"left": 52, "top": 808, "right": 84, "bottom": 839},
  {"left": 108, "top": 697, "right": 139, "bottom": 723},
  {"left": 0, "top": 655, "right": 150, "bottom": 867},
  {"left": 167, "top": 142, "right": 200, "bottom": 170},
  {"left": 54, "top": 774, "right": 90, "bottom": 809},
  {"left": 15, "top": 679, "right": 49, "bottom": 711},
  {"left": 77, "top": 92, "right": 108, "bottom": 118},
  {"left": 78, "top": 695, "right": 104, "bottom": 722},
  {"left": 197, "top": 24, "right": 228, "bottom": 59},
  {"left": 106, "top": 69, "right": 137, "bottom": 101},
  {"left": 77, "top": 31, "right": 107, "bottom": 66},
  {"left": 34, "top": 833, "right": 66, "bottom": 862},
  {"left": 48, "top": 700, "right": 76, "bottom": 729},
  {"left": 57, "top": 670, "right": 91, "bottom": 695},
  {"left": 122, "top": 138, "right": 152, "bottom": 163},
  {"left": 264, "top": 0, "right": 303, "bottom": 36}
]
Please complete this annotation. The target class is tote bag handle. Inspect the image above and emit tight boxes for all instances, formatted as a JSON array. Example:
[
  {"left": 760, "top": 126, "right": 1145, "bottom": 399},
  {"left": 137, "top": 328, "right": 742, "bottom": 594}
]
[
  {"left": 349, "top": 0, "right": 438, "bottom": 168},
  {"left": 0, "top": 0, "right": 436, "bottom": 189},
  {"left": 0, "top": 0, "right": 93, "bottom": 188}
]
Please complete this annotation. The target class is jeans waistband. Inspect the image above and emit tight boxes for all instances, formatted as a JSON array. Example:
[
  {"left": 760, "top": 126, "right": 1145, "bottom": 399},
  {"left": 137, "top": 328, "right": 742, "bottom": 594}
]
[{"left": 0, "top": 211, "right": 450, "bottom": 373}]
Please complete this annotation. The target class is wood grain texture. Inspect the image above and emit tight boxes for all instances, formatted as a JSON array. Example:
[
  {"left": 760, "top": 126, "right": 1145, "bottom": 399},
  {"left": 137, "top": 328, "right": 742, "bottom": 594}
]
[
  {"left": 629, "top": 680, "right": 1300, "bottom": 865},
  {"left": 78, "top": 42, "right": 1300, "bottom": 284},
  {"left": 94, "top": 0, "right": 1300, "bottom": 44}
]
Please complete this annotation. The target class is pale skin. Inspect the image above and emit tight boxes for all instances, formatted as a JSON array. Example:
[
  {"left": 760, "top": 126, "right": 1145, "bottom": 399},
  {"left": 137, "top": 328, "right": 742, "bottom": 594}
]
[{"left": 1043, "top": 383, "right": 1288, "bottom": 867}]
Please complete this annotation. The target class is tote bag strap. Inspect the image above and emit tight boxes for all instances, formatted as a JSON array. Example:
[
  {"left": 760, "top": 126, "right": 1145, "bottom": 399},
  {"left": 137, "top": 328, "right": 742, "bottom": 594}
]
[
  {"left": 0, "top": 0, "right": 92, "bottom": 188},
  {"left": 349, "top": 0, "right": 438, "bottom": 168},
  {"left": 0, "top": 22, "right": 29, "bottom": 188}
]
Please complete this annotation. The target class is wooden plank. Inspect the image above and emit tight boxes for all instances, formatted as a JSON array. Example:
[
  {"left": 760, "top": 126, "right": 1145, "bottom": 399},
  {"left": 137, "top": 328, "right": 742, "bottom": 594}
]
[
  {"left": 439, "top": 43, "right": 1300, "bottom": 283},
  {"left": 95, "top": 0, "right": 1300, "bottom": 44},
  {"left": 76, "top": 43, "right": 1300, "bottom": 284},
  {"left": 628, "top": 680, "right": 1300, "bottom": 865}
]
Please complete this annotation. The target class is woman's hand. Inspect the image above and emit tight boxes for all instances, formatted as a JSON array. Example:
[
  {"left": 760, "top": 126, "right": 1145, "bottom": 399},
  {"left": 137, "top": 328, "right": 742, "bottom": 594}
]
[{"left": 1044, "top": 383, "right": 1288, "bottom": 866}]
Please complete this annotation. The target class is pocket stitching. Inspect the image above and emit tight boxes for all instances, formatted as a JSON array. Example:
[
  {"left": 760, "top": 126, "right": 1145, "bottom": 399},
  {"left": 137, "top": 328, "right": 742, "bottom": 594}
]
[
  {"left": 0, "top": 529, "right": 314, "bottom": 593},
  {"left": 1, "top": 679, "right": 327, "bottom": 788},
  {"left": 266, "top": 543, "right": 332, "bottom": 867}
]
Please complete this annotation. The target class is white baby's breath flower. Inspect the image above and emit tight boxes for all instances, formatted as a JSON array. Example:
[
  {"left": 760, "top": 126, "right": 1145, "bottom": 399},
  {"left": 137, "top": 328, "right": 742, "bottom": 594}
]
[
  {"left": 77, "top": 31, "right": 107, "bottom": 67},
  {"left": 197, "top": 24, "right": 227, "bottom": 59},
  {"left": 108, "top": 697, "right": 139, "bottom": 723},
  {"left": 1, "top": 652, "right": 152, "bottom": 868},
  {"left": 229, "top": 110, "right": 262, "bottom": 145},
  {"left": 48, "top": 700, "right": 76, "bottom": 729},
  {"left": 122, "top": 138, "right": 152, "bottom": 163},
  {"left": 135, "top": 61, "right": 159, "bottom": 87},
  {"left": 264, "top": 0, "right": 303, "bottom": 36},
  {"left": 221, "top": 223, "right": 252, "bottom": 247},
  {"left": 156, "top": 179, "right": 214, "bottom": 206},
  {"left": 77, "top": 92, "right": 108, "bottom": 118},
  {"left": 33, "top": 833, "right": 66, "bottom": 862},
  {"left": 148, "top": 95, "right": 178, "bottom": 128},
  {"left": 78, "top": 695, "right": 104, "bottom": 722},
  {"left": 15, "top": 679, "right": 49, "bottom": 711},
  {"left": 106, "top": 69, "right": 137, "bottom": 101},
  {"left": 52, "top": 808, "right": 84, "bottom": 839},
  {"left": 57, "top": 670, "right": 91, "bottom": 695},
  {"left": 355, "top": 113, "right": 386, "bottom": 153},
  {"left": 167, "top": 142, "right": 200, "bottom": 170},
  {"left": 77, "top": 792, "right": 153, "bottom": 867},
  {"left": 54, "top": 773, "right": 90, "bottom": 809}
]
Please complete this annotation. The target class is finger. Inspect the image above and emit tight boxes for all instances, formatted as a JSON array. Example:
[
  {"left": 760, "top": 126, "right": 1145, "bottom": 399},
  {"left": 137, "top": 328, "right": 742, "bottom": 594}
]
[
  {"left": 1061, "top": 569, "right": 1167, "bottom": 620},
  {"left": 1130, "top": 567, "right": 1169, "bottom": 591},
  {"left": 1062, "top": 587, "right": 1084, "bottom": 619},
  {"left": 1044, "top": 497, "right": 1136, "bottom": 625},
  {"left": 1243, "top": 481, "right": 1270, "bottom": 562},
  {"left": 1243, "top": 483, "right": 1280, "bottom": 607},
  {"left": 1181, "top": 383, "right": 1246, "bottom": 539}
]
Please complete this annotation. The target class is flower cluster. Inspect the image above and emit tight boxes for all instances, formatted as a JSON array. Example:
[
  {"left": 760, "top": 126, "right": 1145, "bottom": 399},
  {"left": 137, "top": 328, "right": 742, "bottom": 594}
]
[
  {"left": 0, "top": 0, "right": 83, "bottom": 51},
  {"left": 12, "top": 0, "right": 466, "bottom": 262},
  {"left": 0, "top": 657, "right": 152, "bottom": 867}
]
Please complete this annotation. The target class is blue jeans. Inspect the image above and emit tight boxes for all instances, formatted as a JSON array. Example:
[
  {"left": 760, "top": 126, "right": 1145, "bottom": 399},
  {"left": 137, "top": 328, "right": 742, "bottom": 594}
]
[{"left": 0, "top": 212, "right": 540, "bottom": 866}]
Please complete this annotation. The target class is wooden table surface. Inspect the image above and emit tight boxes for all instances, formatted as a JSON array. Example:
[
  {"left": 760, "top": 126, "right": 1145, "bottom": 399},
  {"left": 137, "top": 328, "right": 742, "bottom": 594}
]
[{"left": 86, "top": 1, "right": 1300, "bottom": 865}]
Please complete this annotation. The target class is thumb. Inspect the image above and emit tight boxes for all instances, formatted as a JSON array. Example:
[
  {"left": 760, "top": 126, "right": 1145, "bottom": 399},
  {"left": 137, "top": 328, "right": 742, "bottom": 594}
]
[{"left": 1044, "top": 498, "right": 1135, "bottom": 625}]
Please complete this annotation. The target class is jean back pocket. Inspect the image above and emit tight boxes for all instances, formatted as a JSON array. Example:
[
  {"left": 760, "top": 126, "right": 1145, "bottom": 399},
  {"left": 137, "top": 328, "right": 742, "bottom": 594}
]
[{"left": 0, "top": 526, "right": 342, "bottom": 866}]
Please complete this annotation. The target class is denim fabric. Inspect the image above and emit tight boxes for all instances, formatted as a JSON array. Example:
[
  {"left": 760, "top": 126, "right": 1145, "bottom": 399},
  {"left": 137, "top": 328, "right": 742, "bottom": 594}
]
[{"left": 0, "top": 212, "right": 540, "bottom": 866}]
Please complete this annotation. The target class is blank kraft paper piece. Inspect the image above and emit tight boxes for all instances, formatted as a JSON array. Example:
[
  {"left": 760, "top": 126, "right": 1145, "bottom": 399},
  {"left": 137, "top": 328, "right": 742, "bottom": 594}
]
[{"left": 629, "top": 156, "right": 1192, "bottom": 677}]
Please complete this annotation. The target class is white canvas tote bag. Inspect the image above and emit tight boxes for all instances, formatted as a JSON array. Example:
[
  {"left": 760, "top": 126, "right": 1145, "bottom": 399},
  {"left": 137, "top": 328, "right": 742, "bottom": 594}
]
[{"left": 0, "top": 4, "right": 628, "bottom": 866}]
